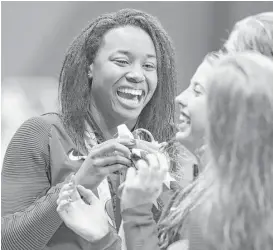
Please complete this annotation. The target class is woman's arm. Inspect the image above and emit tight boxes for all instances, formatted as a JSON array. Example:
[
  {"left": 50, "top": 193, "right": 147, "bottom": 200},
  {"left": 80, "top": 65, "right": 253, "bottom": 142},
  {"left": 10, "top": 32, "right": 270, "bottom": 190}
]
[
  {"left": 119, "top": 152, "right": 169, "bottom": 250},
  {"left": 1, "top": 117, "right": 65, "bottom": 250},
  {"left": 122, "top": 203, "right": 161, "bottom": 250}
]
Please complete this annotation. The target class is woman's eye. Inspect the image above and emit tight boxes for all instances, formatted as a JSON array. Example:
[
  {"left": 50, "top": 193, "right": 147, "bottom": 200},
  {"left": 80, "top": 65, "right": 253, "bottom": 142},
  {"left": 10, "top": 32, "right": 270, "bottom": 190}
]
[
  {"left": 115, "top": 59, "right": 129, "bottom": 66},
  {"left": 193, "top": 85, "right": 202, "bottom": 96},
  {"left": 143, "top": 63, "right": 156, "bottom": 71}
]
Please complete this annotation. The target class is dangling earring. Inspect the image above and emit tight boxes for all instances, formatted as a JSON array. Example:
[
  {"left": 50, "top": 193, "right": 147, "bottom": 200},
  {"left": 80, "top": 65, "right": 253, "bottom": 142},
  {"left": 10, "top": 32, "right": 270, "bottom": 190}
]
[{"left": 88, "top": 71, "right": 92, "bottom": 88}]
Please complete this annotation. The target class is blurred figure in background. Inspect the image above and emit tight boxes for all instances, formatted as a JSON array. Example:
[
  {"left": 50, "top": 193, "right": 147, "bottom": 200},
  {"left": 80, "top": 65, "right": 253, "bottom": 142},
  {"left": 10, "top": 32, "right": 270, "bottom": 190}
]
[
  {"left": 223, "top": 12, "right": 273, "bottom": 56},
  {"left": 1, "top": 77, "right": 58, "bottom": 165}
]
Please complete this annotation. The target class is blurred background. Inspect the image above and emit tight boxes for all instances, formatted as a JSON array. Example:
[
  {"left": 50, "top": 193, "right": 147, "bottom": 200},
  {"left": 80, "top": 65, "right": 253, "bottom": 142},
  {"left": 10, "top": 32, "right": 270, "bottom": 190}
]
[{"left": 2, "top": 1, "right": 273, "bottom": 170}]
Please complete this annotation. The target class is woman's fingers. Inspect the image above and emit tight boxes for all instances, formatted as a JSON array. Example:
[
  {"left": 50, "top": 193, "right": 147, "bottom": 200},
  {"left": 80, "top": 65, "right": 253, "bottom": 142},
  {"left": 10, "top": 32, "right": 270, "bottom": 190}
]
[
  {"left": 69, "top": 175, "right": 82, "bottom": 200},
  {"left": 90, "top": 155, "right": 131, "bottom": 176},
  {"left": 156, "top": 152, "right": 169, "bottom": 176},
  {"left": 57, "top": 183, "right": 74, "bottom": 205},
  {"left": 147, "top": 153, "right": 168, "bottom": 185},
  {"left": 77, "top": 185, "right": 98, "bottom": 205},
  {"left": 139, "top": 154, "right": 157, "bottom": 185},
  {"left": 116, "top": 137, "right": 136, "bottom": 147},
  {"left": 145, "top": 153, "right": 168, "bottom": 175},
  {"left": 57, "top": 190, "right": 74, "bottom": 204},
  {"left": 92, "top": 155, "right": 132, "bottom": 169},
  {"left": 134, "top": 153, "right": 166, "bottom": 193},
  {"left": 58, "top": 176, "right": 81, "bottom": 204},
  {"left": 59, "top": 182, "right": 74, "bottom": 194},
  {"left": 136, "top": 159, "right": 150, "bottom": 183},
  {"left": 91, "top": 140, "right": 132, "bottom": 158},
  {"left": 145, "top": 154, "right": 160, "bottom": 171},
  {"left": 100, "top": 164, "right": 127, "bottom": 176},
  {"left": 134, "top": 140, "right": 160, "bottom": 153},
  {"left": 57, "top": 199, "right": 70, "bottom": 213},
  {"left": 135, "top": 159, "right": 149, "bottom": 171},
  {"left": 125, "top": 167, "right": 137, "bottom": 183}
]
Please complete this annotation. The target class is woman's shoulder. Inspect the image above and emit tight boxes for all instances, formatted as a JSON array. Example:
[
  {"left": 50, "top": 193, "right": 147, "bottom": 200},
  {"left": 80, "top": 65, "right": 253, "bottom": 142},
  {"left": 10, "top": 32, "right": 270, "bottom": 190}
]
[
  {"left": 2, "top": 114, "right": 62, "bottom": 167},
  {"left": 14, "top": 113, "right": 65, "bottom": 144},
  {"left": 39, "top": 112, "right": 63, "bottom": 127},
  {"left": 20, "top": 112, "right": 61, "bottom": 128},
  {"left": 20, "top": 112, "right": 67, "bottom": 134}
]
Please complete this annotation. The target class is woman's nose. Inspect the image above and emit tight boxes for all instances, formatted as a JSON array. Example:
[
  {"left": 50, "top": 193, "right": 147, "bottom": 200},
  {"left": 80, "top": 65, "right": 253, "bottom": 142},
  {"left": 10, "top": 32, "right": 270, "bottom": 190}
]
[
  {"left": 125, "top": 67, "right": 145, "bottom": 83},
  {"left": 175, "top": 89, "right": 188, "bottom": 108}
]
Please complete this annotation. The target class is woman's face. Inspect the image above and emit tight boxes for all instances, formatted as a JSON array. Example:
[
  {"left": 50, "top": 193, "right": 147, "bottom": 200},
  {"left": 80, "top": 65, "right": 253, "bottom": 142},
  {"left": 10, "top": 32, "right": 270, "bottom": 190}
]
[
  {"left": 175, "top": 60, "right": 214, "bottom": 152},
  {"left": 89, "top": 25, "right": 158, "bottom": 126}
]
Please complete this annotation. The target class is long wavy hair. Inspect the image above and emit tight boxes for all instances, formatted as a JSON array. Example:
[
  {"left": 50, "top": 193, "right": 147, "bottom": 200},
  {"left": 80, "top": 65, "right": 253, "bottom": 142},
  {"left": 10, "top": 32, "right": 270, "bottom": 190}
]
[
  {"left": 157, "top": 51, "right": 223, "bottom": 249},
  {"left": 223, "top": 12, "right": 273, "bottom": 57},
  {"left": 195, "top": 52, "right": 273, "bottom": 250},
  {"left": 58, "top": 9, "right": 177, "bottom": 151},
  {"left": 158, "top": 13, "right": 273, "bottom": 249}
]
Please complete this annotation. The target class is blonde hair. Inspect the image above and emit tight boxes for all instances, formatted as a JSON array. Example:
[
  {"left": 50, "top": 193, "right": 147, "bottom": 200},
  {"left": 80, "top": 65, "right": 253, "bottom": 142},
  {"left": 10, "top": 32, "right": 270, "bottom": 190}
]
[
  {"left": 158, "top": 13, "right": 273, "bottom": 249},
  {"left": 223, "top": 12, "right": 273, "bottom": 58},
  {"left": 197, "top": 52, "right": 273, "bottom": 250}
]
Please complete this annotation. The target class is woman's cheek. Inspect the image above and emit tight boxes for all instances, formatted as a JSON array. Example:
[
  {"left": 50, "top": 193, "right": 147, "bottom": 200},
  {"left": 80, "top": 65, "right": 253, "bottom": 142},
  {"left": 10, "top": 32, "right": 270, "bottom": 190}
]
[{"left": 191, "top": 98, "right": 208, "bottom": 132}]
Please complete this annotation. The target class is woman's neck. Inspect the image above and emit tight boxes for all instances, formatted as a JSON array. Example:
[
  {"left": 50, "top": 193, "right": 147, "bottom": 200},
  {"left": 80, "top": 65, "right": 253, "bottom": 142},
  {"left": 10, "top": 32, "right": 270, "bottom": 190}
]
[
  {"left": 194, "top": 144, "right": 210, "bottom": 172},
  {"left": 89, "top": 105, "right": 137, "bottom": 140}
]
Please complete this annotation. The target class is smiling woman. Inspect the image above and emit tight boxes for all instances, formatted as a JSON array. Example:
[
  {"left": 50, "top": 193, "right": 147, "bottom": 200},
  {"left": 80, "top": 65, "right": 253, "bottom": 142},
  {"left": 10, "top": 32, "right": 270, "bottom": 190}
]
[
  {"left": 1, "top": 8, "right": 177, "bottom": 250},
  {"left": 174, "top": 52, "right": 221, "bottom": 154},
  {"left": 88, "top": 26, "right": 158, "bottom": 128},
  {"left": 59, "top": 9, "right": 177, "bottom": 148}
]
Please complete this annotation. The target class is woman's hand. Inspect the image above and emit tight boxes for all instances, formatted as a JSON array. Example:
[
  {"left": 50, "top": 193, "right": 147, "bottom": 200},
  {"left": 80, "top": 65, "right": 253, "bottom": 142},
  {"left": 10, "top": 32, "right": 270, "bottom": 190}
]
[
  {"left": 121, "top": 152, "right": 168, "bottom": 210},
  {"left": 134, "top": 139, "right": 162, "bottom": 153},
  {"left": 74, "top": 138, "right": 134, "bottom": 189},
  {"left": 167, "top": 240, "right": 189, "bottom": 250},
  {"left": 57, "top": 177, "right": 110, "bottom": 242}
]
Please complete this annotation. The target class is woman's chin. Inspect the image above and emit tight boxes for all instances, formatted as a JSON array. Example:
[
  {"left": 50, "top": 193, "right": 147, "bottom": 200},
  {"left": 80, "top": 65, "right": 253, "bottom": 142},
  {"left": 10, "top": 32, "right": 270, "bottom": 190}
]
[
  {"left": 175, "top": 127, "right": 192, "bottom": 143},
  {"left": 175, "top": 128, "right": 197, "bottom": 154}
]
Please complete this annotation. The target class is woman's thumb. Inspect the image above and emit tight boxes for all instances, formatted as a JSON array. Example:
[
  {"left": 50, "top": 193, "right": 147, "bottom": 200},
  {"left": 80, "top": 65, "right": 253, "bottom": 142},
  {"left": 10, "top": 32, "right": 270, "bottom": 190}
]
[{"left": 77, "top": 185, "right": 98, "bottom": 204}]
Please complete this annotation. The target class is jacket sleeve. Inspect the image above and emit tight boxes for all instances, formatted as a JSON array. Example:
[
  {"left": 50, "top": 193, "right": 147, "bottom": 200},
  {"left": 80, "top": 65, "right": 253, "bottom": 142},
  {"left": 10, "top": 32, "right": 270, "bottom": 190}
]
[
  {"left": 187, "top": 206, "right": 213, "bottom": 250},
  {"left": 1, "top": 117, "right": 66, "bottom": 250},
  {"left": 86, "top": 226, "right": 122, "bottom": 250},
  {"left": 121, "top": 203, "right": 161, "bottom": 250}
]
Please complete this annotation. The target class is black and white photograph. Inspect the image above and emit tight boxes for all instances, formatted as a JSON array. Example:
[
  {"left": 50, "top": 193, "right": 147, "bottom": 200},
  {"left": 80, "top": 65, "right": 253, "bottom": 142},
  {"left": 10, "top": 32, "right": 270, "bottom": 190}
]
[{"left": 2, "top": 1, "right": 273, "bottom": 250}]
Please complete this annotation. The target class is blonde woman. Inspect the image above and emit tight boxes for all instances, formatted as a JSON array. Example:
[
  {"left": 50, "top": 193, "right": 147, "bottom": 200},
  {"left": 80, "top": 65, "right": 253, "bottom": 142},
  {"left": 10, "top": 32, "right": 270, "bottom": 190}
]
[{"left": 189, "top": 52, "right": 273, "bottom": 250}]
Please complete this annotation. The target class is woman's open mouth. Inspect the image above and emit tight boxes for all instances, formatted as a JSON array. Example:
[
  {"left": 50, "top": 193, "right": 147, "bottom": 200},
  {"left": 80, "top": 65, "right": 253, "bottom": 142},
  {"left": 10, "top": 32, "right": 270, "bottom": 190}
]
[
  {"left": 177, "top": 112, "right": 191, "bottom": 131},
  {"left": 116, "top": 87, "right": 145, "bottom": 108}
]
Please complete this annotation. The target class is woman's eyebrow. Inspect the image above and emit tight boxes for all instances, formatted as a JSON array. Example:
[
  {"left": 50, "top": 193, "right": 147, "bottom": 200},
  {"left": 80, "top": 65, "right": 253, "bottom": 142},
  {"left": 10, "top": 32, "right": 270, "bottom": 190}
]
[
  {"left": 147, "top": 54, "right": 156, "bottom": 58},
  {"left": 112, "top": 50, "right": 131, "bottom": 56},
  {"left": 113, "top": 50, "right": 156, "bottom": 59}
]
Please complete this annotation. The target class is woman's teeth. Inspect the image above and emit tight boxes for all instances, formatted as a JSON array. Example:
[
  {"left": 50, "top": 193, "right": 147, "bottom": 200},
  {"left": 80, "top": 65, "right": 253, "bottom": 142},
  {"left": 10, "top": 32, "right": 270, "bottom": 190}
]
[
  {"left": 118, "top": 88, "right": 143, "bottom": 96},
  {"left": 117, "top": 87, "right": 144, "bottom": 102},
  {"left": 179, "top": 115, "right": 190, "bottom": 124},
  {"left": 177, "top": 114, "right": 191, "bottom": 132}
]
